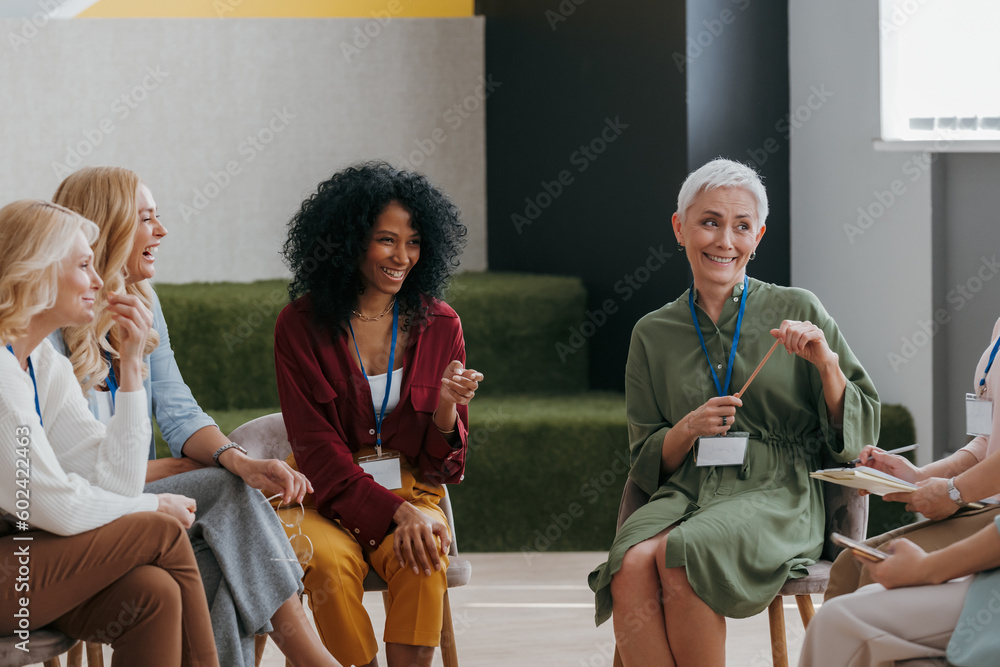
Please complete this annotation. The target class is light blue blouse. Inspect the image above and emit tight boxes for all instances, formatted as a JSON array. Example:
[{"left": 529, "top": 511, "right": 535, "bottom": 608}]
[
  {"left": 946, "top": 515, "right": 1000, "bottom": 667},
  {"left": 48, "top": 289, "right": 216, "bottom": 460}
]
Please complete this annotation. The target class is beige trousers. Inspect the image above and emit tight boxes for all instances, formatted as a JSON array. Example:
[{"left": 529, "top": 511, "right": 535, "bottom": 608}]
[
  {"left": 800, "top": 579, "right": 970, "bottom": 667},
  {"left": 826, "top": 505, "right": 1000, "bottom": 600}
]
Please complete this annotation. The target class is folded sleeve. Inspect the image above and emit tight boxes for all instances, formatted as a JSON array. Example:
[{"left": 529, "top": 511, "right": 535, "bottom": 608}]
[{"left": 625, "top": 326, "right": 671, "bottom": 497}]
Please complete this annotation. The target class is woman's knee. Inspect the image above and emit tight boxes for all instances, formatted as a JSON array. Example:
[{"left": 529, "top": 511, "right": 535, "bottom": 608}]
[
  {"left": 102, "top": 566, "right": 182, "bottom": 640},
  {"left": 612, "top": 534, "right": 665, "bottom": 595}
]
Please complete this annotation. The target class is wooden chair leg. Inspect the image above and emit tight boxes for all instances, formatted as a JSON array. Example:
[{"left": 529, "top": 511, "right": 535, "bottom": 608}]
[
  {"left": 440, "top": 590, "right": 459, "bottom": 667},
  {"left": 795, "top": 594, "right": 816, "bottom": 629},
  {"left": 64, "top": 641, "right": 82, "bottom": 667},
  {"left": 612, "top": 646, "right": 624, "bottom": 667},
  {"left": 767, "top": 596, "right": 788, "bottom": 667},
  {"left": 254, "top": 634, "right": 267, "bottom": 667},
  {"left": 84, "top": 642, "right": 103, "bottom": 666},
  {"left": 42, "top": 656, "right": 62, "bottom": 667}
]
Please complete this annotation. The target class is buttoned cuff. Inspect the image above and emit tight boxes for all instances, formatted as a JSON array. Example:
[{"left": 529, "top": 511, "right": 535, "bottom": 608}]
[{"left": 338, "top": 486, "right": 405, "bottom": 548}]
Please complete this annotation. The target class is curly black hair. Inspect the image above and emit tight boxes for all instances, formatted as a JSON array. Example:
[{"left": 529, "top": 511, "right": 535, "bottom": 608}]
[{"left": 282, "top": 161, "right": 467, "bottom": 335}]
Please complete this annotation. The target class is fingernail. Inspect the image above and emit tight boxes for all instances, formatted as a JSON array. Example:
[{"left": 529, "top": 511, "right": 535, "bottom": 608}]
[{"left": 413, "top": 567, "right": 419, "bottom": 575}]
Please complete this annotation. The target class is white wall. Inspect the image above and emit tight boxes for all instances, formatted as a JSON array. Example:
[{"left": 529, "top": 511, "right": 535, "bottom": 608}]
[
  {"left": 0, "top": 18, "right": 487, "bottom": 283},
  {"left": 789, "top": 2, "right": 935, "bottom": 464}
]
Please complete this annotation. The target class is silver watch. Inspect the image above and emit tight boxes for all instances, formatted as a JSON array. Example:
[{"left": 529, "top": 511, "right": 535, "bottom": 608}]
[
  {"left": 213, "top": 443, "right": 248, "bottom": 468},
  {"left": 947, "top": 477, "right": 964, "bottom": 505}
]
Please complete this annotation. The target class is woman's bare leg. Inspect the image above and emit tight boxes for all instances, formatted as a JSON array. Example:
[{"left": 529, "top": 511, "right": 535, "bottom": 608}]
[
  {"left": 610, "top": 529, "right": 675, "bottom": 667},
  {"left": 385, "top": 642, "right": 436, "bottom": 667},
  {"left": 269, "top": 594, "right": 343, "bottom": 666},
  {"left": 657, "top": 558, "right": 725, "bottom": 667}
]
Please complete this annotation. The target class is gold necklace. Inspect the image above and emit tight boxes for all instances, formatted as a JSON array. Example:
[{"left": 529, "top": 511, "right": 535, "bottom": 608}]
[{"left": 352, "top": 295, "right": 395, "bottom": 322}]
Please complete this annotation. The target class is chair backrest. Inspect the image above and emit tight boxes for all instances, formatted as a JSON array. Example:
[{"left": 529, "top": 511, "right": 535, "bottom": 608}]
[
  {"left": 229, "top": 412, "right": 460, "bottom": 557},
  {"left": 615, "top": 464, "right": 869, "bottom": 563},
  {"left": 821, "top": 470, "right": 868, "bottom": 561}
]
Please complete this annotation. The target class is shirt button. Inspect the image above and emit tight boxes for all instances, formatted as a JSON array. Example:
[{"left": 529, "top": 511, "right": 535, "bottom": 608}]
[
  {"left": 369, "top": 429, "right": 375, "bottom": 435},
  {"left": 460, "top": 474, "right": 465, "bottom": 481},
  {"left": 354, "top": 528, "right": 360, "bottom": 534},
  {"left": 370, "top": 540, "right": 377, "bottom": 546},
  {"left": 717, "top": 364, "right": 723, "bottom": 370},
  {"left": 733, "top": 296, "right": 739, "bottom": 302}
]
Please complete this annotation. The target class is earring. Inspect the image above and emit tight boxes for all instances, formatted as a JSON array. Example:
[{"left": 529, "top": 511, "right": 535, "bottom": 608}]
[
  {"left": 749, "top": 250, "right": 756, "bottom": 260},
  {"left": 677, "top": 243, "right": 684, "bottom": 251}
]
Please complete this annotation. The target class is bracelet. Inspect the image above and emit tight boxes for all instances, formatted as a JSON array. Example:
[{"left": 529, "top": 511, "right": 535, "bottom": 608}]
[
  {"left": 432, "top": 410, "right": 457, "bottom": 435},
  {"left": 212, "top": 443, "right": 248, "bottom": 468}
]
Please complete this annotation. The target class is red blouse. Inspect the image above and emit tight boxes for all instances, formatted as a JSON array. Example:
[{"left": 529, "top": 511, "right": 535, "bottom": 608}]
[{"left": 274, "top": 295, "right": 469, "bottom": 547}]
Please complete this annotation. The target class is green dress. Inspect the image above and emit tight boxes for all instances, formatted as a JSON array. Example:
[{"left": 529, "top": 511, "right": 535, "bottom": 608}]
[{"left": 588, "top": 278, "right": 880, "bottom": 625}]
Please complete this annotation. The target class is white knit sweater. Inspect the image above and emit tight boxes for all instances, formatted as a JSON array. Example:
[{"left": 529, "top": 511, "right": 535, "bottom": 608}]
[{"left": 0, "top": 339, "right": 158, "bottom": 536}]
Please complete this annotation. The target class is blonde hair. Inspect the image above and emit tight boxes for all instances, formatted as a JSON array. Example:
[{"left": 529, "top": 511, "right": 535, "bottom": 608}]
[
  {"left": 53, "top": 166, "right": 160, "bottom": 393},
  {"left": 0, "top": 200, "right": 99, "bottom": 345}
]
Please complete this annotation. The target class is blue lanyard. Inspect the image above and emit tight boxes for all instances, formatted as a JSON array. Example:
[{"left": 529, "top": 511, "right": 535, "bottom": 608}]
[
  {"left": 347, "top": 299, "right": 400, "bottom": 455},
  {"left": 103, "top": 350, "right": 118, "bottom": 402},
  {"left": 979, "top": 335, "right": 1000, "bottom": 397},
  {"left": 688, "top": 276, "right": 749, "bottom": 397},
  {"left": 6, "top": 345, "right": 42, "bottom": 426}
]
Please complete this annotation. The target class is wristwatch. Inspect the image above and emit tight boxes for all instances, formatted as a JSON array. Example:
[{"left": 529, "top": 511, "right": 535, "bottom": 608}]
[
  {"left": 947, "top": 477, "right": 964, "bottom": 505},
  {"left": 213, "top": 443, "right": 248, "bottom": 468}
]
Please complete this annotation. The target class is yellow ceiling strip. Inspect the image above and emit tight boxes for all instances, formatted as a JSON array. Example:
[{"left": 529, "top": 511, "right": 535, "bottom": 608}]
[{"left": 77, "top": 0, "right": 474, "bottom": 18}]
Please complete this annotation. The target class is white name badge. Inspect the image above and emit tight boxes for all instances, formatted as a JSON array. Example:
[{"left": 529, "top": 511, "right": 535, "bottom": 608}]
[
  {"left": 966, "top": 393, "right": 993, "bottom": 436},
  {"left": 359, "top": 452, "right": 402, "bottom": 490},
  {"left": 695, "top": 432, "right": 749, "bottom": 467}
]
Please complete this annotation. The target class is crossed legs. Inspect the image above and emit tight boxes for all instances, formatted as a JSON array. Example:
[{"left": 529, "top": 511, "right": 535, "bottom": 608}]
[{"left": 610, "top": 528, "right": 726, "bottom": 667}]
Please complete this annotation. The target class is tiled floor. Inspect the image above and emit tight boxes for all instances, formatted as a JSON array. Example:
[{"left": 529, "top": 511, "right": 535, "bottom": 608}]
[{"left": 253, "top": 552, "right": 817, "bottom": 667}]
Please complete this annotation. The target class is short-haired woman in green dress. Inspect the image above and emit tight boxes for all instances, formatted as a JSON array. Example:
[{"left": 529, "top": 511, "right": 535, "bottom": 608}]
[{"left": 588, "top": 158, "right": 880, "bottom": 666}]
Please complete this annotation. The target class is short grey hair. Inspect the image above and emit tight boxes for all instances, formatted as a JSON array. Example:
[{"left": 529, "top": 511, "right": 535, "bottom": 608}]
[{"left": 676, "top": 158, "right": 768, "bottom": 227}]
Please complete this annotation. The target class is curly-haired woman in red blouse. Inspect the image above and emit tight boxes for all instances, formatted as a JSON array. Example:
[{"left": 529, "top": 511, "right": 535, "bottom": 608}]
[{"left": 274, "top": 162, "right": 484, "bottom": 667}]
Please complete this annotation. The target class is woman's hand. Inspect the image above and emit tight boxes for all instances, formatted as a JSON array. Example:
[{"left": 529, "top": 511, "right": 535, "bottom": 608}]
[
  {"left": 438, "top": 360, "right": 483, "bottom": 407},
  {"left": 857, "top": 445, "right": 925, "bottom": 484},
  {"left": 863, "top": 538, "right": 934, "bottom": 588},
  {"left": 771, "top": 320, "right": 838, "bottom": 370},
  {"left": 884, "top": 477, "right": 960, "bottom": 520},
  {"left": 392, "top": 501, "right": 451, "bottom": 577},
  {"left": 107, "top": 292, "right": 153, "bottom": 365},
  {"left": 682, "top": 395, "right": 743, "bottom": 438},
  {"left": 434, "top": 360, "right": 483, "bottom": 434},
  {"left": 226, "top": 456, "right": 313, "bottom": 505},
  {"left": 156, "top": 493, "right": 197, "bottom": 529}
]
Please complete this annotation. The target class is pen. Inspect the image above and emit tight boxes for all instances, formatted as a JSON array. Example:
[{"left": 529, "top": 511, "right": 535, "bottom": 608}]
[{"left": 847, "top": 444, "right": 918, "bottom": 467}]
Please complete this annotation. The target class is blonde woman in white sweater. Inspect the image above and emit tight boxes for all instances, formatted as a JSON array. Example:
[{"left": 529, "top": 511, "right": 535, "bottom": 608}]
[{"left": 0, "top": 200, "right": 218, "bottom": 666}]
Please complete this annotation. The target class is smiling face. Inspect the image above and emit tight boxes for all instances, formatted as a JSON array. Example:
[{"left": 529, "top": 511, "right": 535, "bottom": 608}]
[
  {"left": 672, "top": 186, "right": 766, "bottom": 293},
  {"left": 125, "top": 183, "right": 167, "bottom": 284},
  {"left": 51, "top": 230, "right": 104, "bottom": 328},
  {"left": 358, "top": 201, "right": 421, "bottom": 298}
]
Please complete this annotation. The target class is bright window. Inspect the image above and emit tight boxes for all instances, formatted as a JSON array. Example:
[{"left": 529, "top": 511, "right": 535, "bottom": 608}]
[{"left": 880, "top": 0, "right": 1000, "bottom": 145}]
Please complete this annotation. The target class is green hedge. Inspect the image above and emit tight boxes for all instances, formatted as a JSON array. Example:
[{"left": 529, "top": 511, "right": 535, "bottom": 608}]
[
  {"left": 156, "top": 272, "right": 588, "bottom": 411},
  {"left": 445, "top": 273, "right": 588, "bottom": 396}
]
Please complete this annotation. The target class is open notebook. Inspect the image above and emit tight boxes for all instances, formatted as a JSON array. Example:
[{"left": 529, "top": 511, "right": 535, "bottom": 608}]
[{"left": 809, "top": 467, "right": 917, "bottom": 496}]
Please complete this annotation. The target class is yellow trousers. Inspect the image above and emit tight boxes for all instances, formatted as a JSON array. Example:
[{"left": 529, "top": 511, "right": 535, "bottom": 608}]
[{"left": 278, "top": 454, "right": 449, "bottom": 667}]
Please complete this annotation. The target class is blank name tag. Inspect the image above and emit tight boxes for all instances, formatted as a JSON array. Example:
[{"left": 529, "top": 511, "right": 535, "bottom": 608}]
[
  {"left": 359, "top": 455, "right": 402, "bottom": 490},
  {"left": 696, "top": 433, "right": 749, "bottom": 467},
  {"left": 966, "top": 393, "right": 993, "bottom": 436}
]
